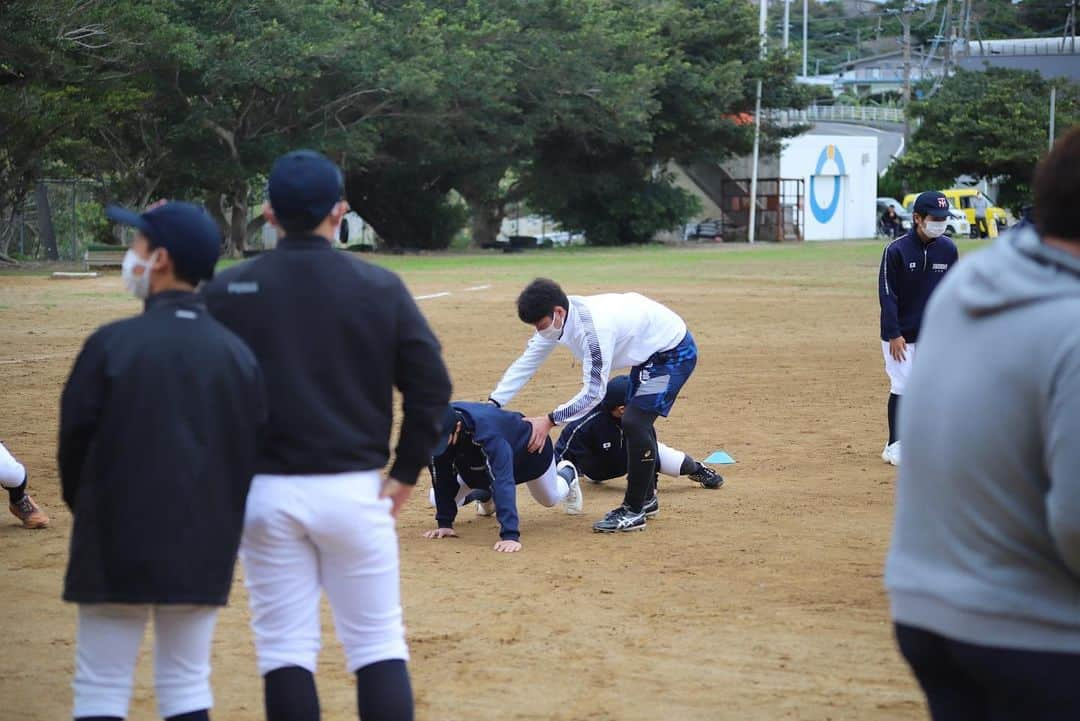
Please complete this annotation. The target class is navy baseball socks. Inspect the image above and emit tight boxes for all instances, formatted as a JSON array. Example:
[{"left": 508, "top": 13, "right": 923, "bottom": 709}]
[
  {"left": 6, "top": 473, "right": 26, "bottom": 504},
  {"left": 265, "top": 666, "right": 319, "bottom": 721},
  {"left": 887, "top": 393, "right": 899, "bottom": 445},
  {"left": 356, "top": 660, "right": 413, "bottom": 721},
  {"left": 264, "top": 662, "right": 413, "bottom": 721},
  {"left": 681, "top": 455, "right": 724, "bottom": 489}
]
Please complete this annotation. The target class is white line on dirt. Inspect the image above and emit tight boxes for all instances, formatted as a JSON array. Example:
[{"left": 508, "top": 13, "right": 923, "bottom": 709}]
[
  {"left": 463, "top": 285, "right": 491, "bottom": 292},
  {"left": 414, "top": 292, "right": 452, "bottom": 301}
]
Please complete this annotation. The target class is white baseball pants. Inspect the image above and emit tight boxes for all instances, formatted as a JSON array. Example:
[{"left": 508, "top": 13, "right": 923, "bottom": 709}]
[
  {"left": 657, "top": 443, "right": 685, "bottom": 477},
  {"left": 72, "top": 604, "right": 218, "bottom": 719},
  {"left": 240, "top": 470, "right": 408, "bottom": 676},
  {"left": 882, "top": 340, "right": 917, "bottom": 395},
  {"left": 426, "top": 458, "right": 569, "bottom": 508},
  {"left": 0, "top": 441, "right": 26, "bottom": 488}
]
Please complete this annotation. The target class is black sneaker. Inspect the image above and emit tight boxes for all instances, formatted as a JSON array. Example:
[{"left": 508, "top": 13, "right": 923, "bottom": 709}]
[
  {"left": 689, "top": 465, "right": 724, "bottom": 489},
  {"left": 642, "top": 494, "right": 659, "bottom": 518},
  {"left": 592, "top": 505, "right": 646, "bottom": 533}
]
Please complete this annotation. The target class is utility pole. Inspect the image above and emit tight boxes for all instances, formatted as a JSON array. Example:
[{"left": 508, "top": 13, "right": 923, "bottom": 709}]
[
  {"left": 1063, "top": 0, "right": 1077, "bottom": 53},
  {"left": 899, "top": 3, "right": 915, "bottom": 142},
  {"left": 749, "top": 0, "right": 768, "bottom": 244},
  {"left": 802, "top": 0, "right": 808, "bottom": 75},
  {"left": 1050, "top": 86, "right": 1057, "bottom": 151},
  {"left": 783, "top": 0, "right": 791, "bottom": 50}
]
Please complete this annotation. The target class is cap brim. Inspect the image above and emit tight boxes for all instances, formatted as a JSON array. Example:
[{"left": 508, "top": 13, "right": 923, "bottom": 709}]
[
  {"left": 105, "top": 205, "right": 153, "bottom": 236},
  {"left": 430, "top": 405, "right": 460, "bottom": 458}
]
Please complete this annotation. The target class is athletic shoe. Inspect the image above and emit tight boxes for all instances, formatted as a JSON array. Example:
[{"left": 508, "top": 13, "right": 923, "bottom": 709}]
[
  {"left": 592, "top": 505, "right": 646, "bottom": 533},
  {"left": 642, "top": 494, "right": 659, "bottom": 518},
  {"left": 689, "top": 465, "right": 724, "bottom": 489},
  {"left": 476, "top": 499, "right": 496, "bottom": 516},
  {"left": 881, "top": 441, "right": 901, "bottom": 467},
  {"left": 558, "top": 460, "right": 584, "bottom": 515},
  {"left": 9, "top": 495, "right": 48, "bottom": 529}
]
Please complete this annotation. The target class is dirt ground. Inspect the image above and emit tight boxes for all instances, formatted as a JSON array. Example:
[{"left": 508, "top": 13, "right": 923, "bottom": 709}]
[{"left": 0, "top": 244, "right": 926, "bottom": 721}]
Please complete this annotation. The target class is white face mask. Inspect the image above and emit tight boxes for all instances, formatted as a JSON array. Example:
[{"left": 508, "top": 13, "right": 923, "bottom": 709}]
[
  {"left": 923, "top": 220, "right": 947, "bottom": 238},
  {"left": 538, "top": 310, "right": 564, "bottom": 341},
  {"left": 121, "top": 248, "right": 156, "bottom": 299}
]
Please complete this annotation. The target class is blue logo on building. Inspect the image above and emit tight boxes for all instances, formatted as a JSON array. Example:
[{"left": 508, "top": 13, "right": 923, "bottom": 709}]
[{"left": 809, "top": 144, "right": 846, "bottom": 224}]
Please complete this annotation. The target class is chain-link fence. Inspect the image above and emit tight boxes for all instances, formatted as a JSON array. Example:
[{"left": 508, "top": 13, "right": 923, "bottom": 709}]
[{"left": 0, "top": 180, "right": 106, "bottom": 262}]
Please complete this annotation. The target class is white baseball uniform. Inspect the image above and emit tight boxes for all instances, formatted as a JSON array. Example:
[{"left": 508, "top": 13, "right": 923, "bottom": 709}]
[
  {"left": 240, "top": 470, "right": 408, "bottom": 675},
  {"left": 0, "top": 441, "right": 26, "bottom": 489}
]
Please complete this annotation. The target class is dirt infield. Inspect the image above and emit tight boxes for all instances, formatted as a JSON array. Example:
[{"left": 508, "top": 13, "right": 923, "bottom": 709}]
[{"left": 0, "top": 244, "right": 932, "bottom": 720}]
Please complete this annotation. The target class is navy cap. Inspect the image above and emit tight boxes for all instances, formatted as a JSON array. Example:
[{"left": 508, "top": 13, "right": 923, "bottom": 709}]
[
  {"left": 602, "top": 375, "right": 630, "bottom": 411},
  {"left": 431, "top": 405, "right": 461, "bottom": 458},
  {"left": 913, "top": 191, "right": 950, "bottom": 218},
  {"left": 105, "top": 202, "right": 221, "bottom": 282},
  {"left": 267, "top": 150, "right": 344, "bottom": 233}
]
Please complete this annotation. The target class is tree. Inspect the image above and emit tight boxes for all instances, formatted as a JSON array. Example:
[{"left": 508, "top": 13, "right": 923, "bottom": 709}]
[{"left": 892, "top": 68, "right": 1080, "bottom": 211}]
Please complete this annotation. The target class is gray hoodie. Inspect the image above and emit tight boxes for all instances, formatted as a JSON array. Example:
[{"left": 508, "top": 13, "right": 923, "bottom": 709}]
[{"left": 885, "top": 226, "right": 1080, "bottom": 652}]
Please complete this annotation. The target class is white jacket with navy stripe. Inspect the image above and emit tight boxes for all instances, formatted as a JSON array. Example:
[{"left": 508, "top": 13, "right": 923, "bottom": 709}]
[{"left": 490, "top": 293, "right": 686, "bottom": 425}]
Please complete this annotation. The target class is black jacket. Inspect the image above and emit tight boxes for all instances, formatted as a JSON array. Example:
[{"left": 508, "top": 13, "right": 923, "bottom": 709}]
[
  {"left": 202, "top": 234, "right": 451, "bottom": 483},
  {"left": 555, "top": 410, "right": 626, "bottom": 481},
  {"left": 59, "top": 291, "right": 266, "bottom": 605}
]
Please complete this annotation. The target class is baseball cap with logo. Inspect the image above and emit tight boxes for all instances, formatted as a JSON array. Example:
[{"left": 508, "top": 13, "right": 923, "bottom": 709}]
[
  {"left": 913, "top": 191, "right": 950, "bottom": 219},
  {"left": 267, "top": 150, "right": 345, "bottom": 233},
  {"left": 105, "top": 202, "right": 221, "bottom": 282}
]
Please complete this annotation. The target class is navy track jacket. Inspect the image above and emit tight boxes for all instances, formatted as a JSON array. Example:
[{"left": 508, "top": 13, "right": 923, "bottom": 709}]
[
  {"left": 879, "top": 231, "right": 959, "bottom": 343},
  {"left": 430, "top": 402, "right": 551, "bottom": 541}
]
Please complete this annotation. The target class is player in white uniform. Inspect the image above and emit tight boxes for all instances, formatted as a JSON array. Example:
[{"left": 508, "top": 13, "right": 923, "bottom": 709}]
[
  {"left": 1, "top": 441, "right": 48, "bottom": 528},
  {"left": 203, "top": 150, "right": 452, "bottom": 721},
  {"left": 489, "top": 279, "right": 698, "bottom": 533}
]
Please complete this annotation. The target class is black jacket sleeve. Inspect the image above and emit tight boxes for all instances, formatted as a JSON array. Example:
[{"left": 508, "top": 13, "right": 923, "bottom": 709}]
[
  {"left": 58, "top": 330, "right": 108, "bottom": 511},
  {"left": 431, "top": 455, "right": 459, "bottom": 529},
  {"left": 390, "top": 282, "right": 453, "bottom": 484}
]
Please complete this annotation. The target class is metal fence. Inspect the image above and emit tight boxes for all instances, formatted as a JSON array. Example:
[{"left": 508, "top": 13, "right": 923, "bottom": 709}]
[
  {"left": 767, "top": 105, "right": 906, "bottom": 125},
  {"left": 0, "top": 180, "right": 105, "bottom": 262}
]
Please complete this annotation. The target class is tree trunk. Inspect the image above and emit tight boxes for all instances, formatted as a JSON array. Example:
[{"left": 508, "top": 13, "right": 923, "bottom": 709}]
[
  {"left": 35, "top": 183, "right": 60, "bottom": 260},
  {"left": 206, "top": 193, "right": 232, "bottom": 257},
  {"left": 466, "top": 196, "right": 505, "bottom": 248},
  {"left": 228, "top": 183, "right": 249, "bottom": 257}
]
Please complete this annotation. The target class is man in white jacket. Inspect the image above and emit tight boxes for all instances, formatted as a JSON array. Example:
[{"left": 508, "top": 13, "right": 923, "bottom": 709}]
[{"left": 489, "top": 278, "right": 698, "bottom": 533}]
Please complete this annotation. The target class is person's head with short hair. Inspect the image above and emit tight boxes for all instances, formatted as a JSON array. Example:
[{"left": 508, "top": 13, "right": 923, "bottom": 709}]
[
  {"left": 1034, "top": 126, "right": 1080, "bottom": 244},
  {"left": 264, "top": 150, "right": 349, "bottom": 241},
  {"left": 911, "top": 191, "right": 950, "bottom": 242},
  {"left": 517, "top": 278, "right": 570, "bottom": 338},
  {"left": 105, "top": 201, "right": 221, "bottom": 298}
]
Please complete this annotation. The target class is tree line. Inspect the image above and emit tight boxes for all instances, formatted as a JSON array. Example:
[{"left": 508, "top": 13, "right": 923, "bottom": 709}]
[{"left": 0, "top": 0, "right": 806, "bottom": 254}]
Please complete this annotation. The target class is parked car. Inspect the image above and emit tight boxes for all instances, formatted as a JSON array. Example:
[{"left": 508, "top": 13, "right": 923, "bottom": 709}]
[
  {"left": 876, "top": 198, "right": 912, "bottom": 234},
  {"left": 687, "top": 218, "right": 722, "bottom": 240},
  {"left": 903, "top": 189, "right": 1005, "bottom": 238}
]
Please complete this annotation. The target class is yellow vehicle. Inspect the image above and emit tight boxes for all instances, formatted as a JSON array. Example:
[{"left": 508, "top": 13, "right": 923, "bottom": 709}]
[{"left": 902, "top": 189, "right": 1008, "bottom": 239}]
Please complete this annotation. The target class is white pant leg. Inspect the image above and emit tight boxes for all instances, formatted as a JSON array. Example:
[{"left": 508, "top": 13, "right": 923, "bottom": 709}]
[
  {"left": 525, "top": 458, "right": 569, "bottom": 507},
  {"left": 240, "top": 475, "right": 323, "bottom": 675},
  {"left": 882, "top": 340, "right": 916, "bottom": 395},
  {"left": 310, "top": 471, "right": 409, "bottom": 674},
  {"left": 73, "top": 604, "right": 149, "bottom": 719},
  {"left": 0, "top": 441, "right": 26, "bottom": 488},
  {"left": 657, "top": 443, "right": 685, "bottom": 478},
  {"left": 152, "top": 605, "right": 218, "bottom": 718},
  {"left": 427, "top": 476, "right": 472, "bottom": 508}
]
